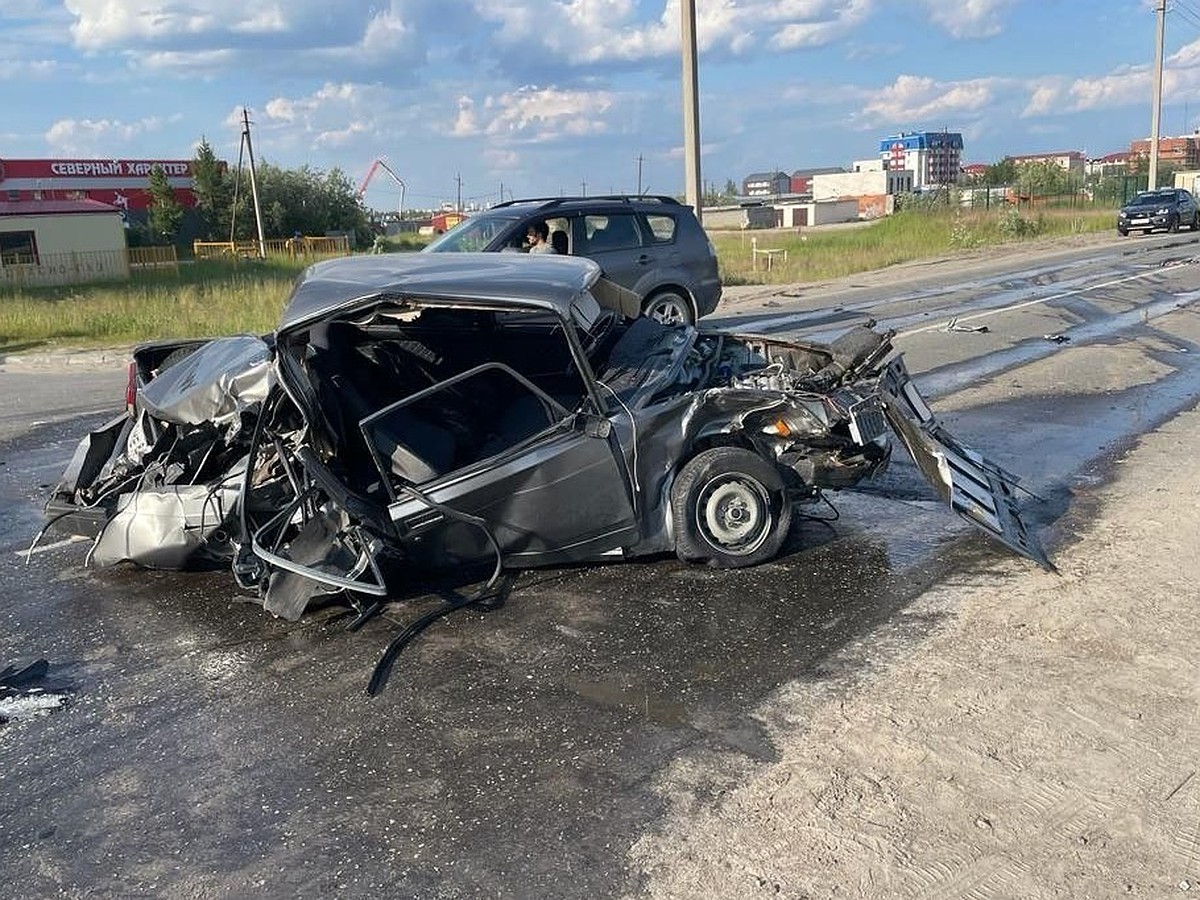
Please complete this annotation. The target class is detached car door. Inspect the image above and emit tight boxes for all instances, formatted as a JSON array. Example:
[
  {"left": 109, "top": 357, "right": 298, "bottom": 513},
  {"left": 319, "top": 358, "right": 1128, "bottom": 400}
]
[{"left": 367, "top": 360, "right": 638, "bottom": 569}]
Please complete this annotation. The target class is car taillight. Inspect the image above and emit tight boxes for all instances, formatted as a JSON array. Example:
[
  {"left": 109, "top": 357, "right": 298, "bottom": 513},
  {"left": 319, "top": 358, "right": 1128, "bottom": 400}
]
[{"left": 125, "top": 360, "right": 137, "bottom": 412}]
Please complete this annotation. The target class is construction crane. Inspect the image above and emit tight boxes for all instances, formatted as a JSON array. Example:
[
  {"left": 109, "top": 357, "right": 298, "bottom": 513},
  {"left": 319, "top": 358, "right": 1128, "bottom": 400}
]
[{"left": 357, "top": 158, "right": 406, "bottom": 221}]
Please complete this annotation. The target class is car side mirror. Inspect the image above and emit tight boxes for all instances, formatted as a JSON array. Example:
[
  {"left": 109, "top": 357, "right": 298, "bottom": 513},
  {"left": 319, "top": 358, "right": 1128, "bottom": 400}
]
[{"left": 573, "top": 412, "right": 612, "bottom": 439}]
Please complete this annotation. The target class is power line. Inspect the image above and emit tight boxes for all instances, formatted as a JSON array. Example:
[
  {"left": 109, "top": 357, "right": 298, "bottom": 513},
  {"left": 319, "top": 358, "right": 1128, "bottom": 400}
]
[{"left": 1173, "top": 0, "right": 1200, "bottom": 31}]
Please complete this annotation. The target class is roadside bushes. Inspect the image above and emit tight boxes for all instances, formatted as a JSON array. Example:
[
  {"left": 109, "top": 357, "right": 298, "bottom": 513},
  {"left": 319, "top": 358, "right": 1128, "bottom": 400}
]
[{"left": 997, "top": 206, "right": 1044, "bottom": 239}]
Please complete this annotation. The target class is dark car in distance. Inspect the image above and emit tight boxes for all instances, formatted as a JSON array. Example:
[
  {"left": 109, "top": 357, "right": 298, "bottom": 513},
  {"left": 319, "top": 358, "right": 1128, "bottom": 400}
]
[
  {"left": 1117, "top": 188, "right": 1200, "bottom": 236},
  {"left": 423, "top": 195, "right": 722, "bottom": 325}
]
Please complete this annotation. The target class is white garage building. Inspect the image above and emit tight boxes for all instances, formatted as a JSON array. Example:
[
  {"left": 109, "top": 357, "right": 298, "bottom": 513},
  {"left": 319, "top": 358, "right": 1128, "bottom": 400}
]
[{"left": 0, "top": 199, "right": 128, "bottom": 287}]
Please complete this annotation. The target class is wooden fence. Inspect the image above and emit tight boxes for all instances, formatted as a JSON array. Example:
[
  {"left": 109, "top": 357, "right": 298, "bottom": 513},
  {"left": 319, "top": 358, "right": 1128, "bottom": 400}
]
[{"left": 128, "top": 245, "right": 180, "bottom": 275}]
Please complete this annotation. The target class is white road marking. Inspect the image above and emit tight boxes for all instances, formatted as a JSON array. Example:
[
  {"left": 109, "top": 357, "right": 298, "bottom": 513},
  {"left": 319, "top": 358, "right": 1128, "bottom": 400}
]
[{"left": 897, "top": 261, "right": 1194, "bottom": 339}]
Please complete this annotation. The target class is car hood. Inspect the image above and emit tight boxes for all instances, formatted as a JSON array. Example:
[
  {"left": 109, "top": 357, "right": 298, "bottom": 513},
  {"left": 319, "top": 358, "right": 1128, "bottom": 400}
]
[
  {"left": 277, "top": 253, "right": 610, "bottom": 333},
  {"left": 1121, "top": 199, "right": 1172, "bottom": 213}
]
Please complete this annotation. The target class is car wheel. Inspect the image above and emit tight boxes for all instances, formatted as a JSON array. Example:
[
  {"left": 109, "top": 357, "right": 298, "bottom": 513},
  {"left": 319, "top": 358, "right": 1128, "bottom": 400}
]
[
  {"left": 671, "top": 447, "right": 792, "bottom": 568},
  {"left": 1168, "top": 214, "right": 1181, "bottom": 233},
  {"left": 155, "top": 345, "right": 200, "bottom": 376},
  {"left": 1192, "top": 211, "right": 1199, "bottom": 230},
  {"left": 1117, "top": 227, "right": 1129, "bottom": 237},
  {"left": 643, "top": 290, "right": 694, "bottom": 327}
]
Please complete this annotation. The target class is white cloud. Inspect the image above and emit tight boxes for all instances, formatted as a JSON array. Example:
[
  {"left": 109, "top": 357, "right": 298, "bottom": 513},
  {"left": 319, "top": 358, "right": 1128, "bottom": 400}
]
[
  {"left": 1065, "top": 70, "right": 1148, "bottom": 113},
  {"left": 358, "top": 7, "right": 412, "bottom": 58},
  {"left": 1169, "top": 36, "right": 1200, "bottom": 70},
  {"left": 1022, "top": 80, "right": 1064, "bottom": 117},
  {"left": 769, "top": 0, "right": 872, "bottom": 50},
  {"left": 918, "top": 0, "right": 1015, "bottom": 39},
  {"left": 452, "top": 96, "right": 480, "bottom": 138},
  {"left": 315, "top": 121, "right": 369, "bottom": 147},
  {"left": 140, "top": 49, "right": 235, "bottom": 71},
  {"left": 862, "top": 74, "right": 997, "bottom": 124},
  {"left": 476, "top": 86, "right": 615, "bottom": 142},
  {"left": 62, "top": 0, "right": 421, "bottom": 70},
  {"left": 0, "top": 59, "right": 59, "bottom": 80},
  {"left": 44, "top": 115, "right": 177, "bottom": 155},
  {"left": 479, "top": 0, "right": 875, "bottom": 65},
  {"left": 64, "top": 0, "right": 281, "bottom": 49},
  {"left": 257, "top": 83, "right": 369, "bottom": 129}
]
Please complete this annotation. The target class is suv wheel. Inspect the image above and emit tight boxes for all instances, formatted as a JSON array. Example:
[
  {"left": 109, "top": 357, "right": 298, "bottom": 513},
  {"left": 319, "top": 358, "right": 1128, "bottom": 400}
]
[
  {"left": 643, "top": 290, "right": 693, "bottom": 326},
  {"left": 1168, "top": 214, "right": 1181, "bottom": 233}
]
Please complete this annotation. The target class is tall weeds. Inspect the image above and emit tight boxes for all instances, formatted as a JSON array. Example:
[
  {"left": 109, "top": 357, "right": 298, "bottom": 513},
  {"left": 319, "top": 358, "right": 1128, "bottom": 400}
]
[{"left": 714, "top": 206, "right": 1113, "bottom": 286}]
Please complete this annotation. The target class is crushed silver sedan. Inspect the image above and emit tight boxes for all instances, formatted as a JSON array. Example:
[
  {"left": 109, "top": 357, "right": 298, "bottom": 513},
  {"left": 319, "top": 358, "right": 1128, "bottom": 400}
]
[{"left": 43, "top": 254, "right": 1047, "bottom": 686}]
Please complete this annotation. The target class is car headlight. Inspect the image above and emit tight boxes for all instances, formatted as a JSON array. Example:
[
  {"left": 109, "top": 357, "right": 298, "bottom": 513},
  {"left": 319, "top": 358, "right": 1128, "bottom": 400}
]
[{"left": 1156, "top": 206, "right": 1172, "bottom": 215}]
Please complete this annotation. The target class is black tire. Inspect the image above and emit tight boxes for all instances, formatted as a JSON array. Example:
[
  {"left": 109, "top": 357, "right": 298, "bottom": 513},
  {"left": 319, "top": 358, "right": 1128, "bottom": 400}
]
[
  {"left": 156, "top": 344, "right": 200, "bottom": 375},
  {"left": 1168, "top": 214, "right": 1181, "bottom": 233},
  {"left": 1117, "top": 227, "right": 1129, "bottom": 237},
  {"left": 1192, "top": 211, "right": 1199, "bottom": 230},
  {"left": 643, "top": 290, "right": 694, "bottom": 327},
  {"left": 671, "top": 447, "right": 792, "bottom": 568}
]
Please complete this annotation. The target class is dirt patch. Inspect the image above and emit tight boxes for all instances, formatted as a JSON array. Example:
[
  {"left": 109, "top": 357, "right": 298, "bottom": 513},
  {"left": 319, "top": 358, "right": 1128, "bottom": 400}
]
[{"left": 628, "top": 406, "right": 1200, "bottom": 897}]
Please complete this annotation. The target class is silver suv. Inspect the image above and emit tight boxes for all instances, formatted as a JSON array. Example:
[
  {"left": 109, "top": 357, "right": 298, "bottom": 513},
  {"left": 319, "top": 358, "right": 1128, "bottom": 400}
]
[{"left": 423, "top": 195, "right": 722, "bottom": 325}]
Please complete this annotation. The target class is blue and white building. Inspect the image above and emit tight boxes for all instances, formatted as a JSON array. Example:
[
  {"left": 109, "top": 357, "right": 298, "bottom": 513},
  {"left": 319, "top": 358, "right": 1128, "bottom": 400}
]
[{"left": 880, "top": 132, "right": 964, "bottom": 190}]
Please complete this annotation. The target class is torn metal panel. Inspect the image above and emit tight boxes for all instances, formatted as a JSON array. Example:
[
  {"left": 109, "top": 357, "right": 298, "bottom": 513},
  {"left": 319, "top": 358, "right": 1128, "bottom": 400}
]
[
  {"left": 138, "top": 335, "right": 273, "bottom": 426},
  {"left": 880, "top": 356, "right": 1051, "bottom": 568},
  {"left": 92, "top": 480, "right": 242, "bottom": 568}
]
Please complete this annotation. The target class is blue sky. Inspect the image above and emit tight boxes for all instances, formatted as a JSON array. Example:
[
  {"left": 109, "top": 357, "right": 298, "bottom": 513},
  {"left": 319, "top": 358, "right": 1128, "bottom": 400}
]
[{"left": 2, "top": 1, "right": 1197, "bottom": 212}]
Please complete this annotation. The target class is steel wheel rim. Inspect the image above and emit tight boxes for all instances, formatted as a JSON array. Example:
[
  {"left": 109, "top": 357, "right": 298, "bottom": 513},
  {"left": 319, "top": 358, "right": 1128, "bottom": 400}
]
[{"left": 696, "top": 473, "right": 772, "bottom": 555}]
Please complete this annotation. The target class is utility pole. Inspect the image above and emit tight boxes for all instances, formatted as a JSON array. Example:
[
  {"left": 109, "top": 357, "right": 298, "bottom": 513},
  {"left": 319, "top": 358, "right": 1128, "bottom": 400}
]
[
  {"left": 1149, "top": 0, "right": 1167, "bottom": 190},
  {"left": 680, "top": 0, "right": 703, "bottom": 223},
  {"left": 581, "top": 180, "right": 587, "bottom": 197},
  {"left": 456, "top": 173, "right": 462, "bottom": 212},
  {"left": 635, "top": 154, "right": 644, "bottom": 195},
  {"left": 240, "top": 108, "right": 266, "bottom": 260}
]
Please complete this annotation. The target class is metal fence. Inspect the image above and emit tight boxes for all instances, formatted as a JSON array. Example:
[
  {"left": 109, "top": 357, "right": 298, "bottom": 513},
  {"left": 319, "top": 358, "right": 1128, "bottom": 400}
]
[
  {"left": 0, "top": 246, "right": 181, "bottom": 288},
  {"left": 193, "top": 235, "right": 352, "bottom": 261},
  {"left": 0, "top": 246, "right": 183, "bottom": 288}
]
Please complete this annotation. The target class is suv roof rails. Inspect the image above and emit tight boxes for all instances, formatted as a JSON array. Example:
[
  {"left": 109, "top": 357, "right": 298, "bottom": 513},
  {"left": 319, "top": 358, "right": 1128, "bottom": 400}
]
[{"left": 490, "top": 195, "right": 682, "bottom": 210}]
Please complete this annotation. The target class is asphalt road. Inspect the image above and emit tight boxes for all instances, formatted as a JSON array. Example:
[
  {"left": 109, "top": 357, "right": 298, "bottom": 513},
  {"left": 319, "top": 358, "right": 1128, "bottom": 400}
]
[{"left": 2, "top": 232, "right": 1199, "bottom": 898}]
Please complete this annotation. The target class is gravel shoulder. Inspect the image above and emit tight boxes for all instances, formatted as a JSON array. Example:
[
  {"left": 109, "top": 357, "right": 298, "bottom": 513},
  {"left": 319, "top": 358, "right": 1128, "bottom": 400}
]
[{"left": 627, "top": 338, "right": 1200, "bottom": 895}]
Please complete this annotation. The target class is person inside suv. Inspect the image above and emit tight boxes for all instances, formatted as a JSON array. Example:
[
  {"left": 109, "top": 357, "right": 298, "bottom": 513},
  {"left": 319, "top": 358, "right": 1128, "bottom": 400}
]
[{"left": 525, "top": 221, "right": 557, "bottom": 254}]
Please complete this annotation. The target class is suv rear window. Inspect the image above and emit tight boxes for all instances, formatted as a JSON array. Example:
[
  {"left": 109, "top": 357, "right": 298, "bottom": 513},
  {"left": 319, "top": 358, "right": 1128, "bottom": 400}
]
[
  {"left": 579, "top": 213, "right": 642, "bottom": 253},
  {"left": 643, "top": 214, "right": 676, "bottom": 244}
]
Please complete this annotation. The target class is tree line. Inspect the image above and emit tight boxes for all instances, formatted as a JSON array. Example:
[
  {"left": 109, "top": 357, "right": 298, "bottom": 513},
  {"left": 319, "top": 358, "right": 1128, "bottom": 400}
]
[{"left": 142, "top": 138, "right": 373, "bottom": 249}]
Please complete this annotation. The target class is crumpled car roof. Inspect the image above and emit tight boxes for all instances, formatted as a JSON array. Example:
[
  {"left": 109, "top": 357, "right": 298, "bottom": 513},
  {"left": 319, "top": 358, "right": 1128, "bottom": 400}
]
[{"left": 280, "top": 252, "right": 607, "bottom": 331}]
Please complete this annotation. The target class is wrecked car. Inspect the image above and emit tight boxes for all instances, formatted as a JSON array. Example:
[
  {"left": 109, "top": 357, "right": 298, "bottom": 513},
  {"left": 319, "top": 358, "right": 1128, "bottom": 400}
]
[{"left": 44, "top": 253, "right": 1048, "bottom": 642}]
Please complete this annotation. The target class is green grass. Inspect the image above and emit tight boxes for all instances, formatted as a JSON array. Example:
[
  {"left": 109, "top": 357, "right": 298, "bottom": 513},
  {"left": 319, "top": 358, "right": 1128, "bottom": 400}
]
[
  {"left": 0, "top": 258, "right": 307, "bottom": 349},
  {"left": 713, "top": 206, "right": 1115, "bottom": 286},
  {"left": 0, "top": 207, "right": 1117, "bottom": 349}
]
